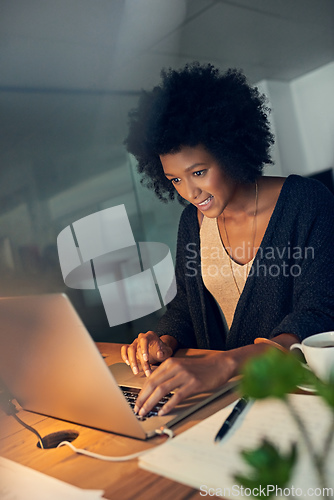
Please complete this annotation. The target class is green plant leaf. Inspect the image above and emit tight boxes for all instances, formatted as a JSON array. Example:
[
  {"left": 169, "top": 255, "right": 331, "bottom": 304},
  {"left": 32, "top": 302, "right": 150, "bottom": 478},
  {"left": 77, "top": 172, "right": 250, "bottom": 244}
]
[
  {"left": 234, "top": 439, "right": 297, "bottom": 498},
  {"left": 240, "top": 349, "right": 307, "bottom": 399},
  {"left": 313, "top": 376, "right": 334, "bottom": 410}
]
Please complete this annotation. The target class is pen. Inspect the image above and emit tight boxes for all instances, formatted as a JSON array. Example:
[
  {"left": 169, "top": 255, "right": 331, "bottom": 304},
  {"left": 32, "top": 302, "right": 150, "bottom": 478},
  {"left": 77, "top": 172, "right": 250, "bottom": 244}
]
[{"left": 214, "top": 396, "right": 249, "bottom": 443}]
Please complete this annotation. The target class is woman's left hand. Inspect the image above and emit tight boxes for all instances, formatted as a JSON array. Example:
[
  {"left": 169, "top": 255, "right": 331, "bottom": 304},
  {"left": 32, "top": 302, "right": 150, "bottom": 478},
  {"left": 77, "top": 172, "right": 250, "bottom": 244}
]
[
  {"left": 134, "top": 334, "right": 299, "bottom": 416},
  {"left": 134, "top": 352, "right": 237, "bottom": 416}
]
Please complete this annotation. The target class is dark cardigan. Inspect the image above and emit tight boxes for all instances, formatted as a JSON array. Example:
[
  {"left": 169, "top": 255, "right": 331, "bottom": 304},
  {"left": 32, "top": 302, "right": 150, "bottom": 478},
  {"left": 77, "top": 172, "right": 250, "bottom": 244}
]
[{"left": 156, "top": 175, "right": 334, "bottom": 350}]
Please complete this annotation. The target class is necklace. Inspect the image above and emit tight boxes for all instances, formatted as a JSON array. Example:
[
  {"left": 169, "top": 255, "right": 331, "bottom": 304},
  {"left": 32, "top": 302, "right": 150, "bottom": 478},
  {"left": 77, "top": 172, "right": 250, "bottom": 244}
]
[{"left": 222, "top": 180, "right": 258, "bottom": 296}]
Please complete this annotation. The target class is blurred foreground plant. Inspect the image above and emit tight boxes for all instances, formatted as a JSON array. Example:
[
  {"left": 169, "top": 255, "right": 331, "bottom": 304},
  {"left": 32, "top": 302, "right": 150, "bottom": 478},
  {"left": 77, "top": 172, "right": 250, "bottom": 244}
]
[{"left": 234, "top": 348, "right": 334, "bottom": 498}]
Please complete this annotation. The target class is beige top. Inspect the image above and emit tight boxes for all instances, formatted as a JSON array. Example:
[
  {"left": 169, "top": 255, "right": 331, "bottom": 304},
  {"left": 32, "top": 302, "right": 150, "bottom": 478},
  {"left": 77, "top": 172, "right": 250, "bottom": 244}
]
[{"left": 200, "top": 216, "right": 254, "bottom": 330}]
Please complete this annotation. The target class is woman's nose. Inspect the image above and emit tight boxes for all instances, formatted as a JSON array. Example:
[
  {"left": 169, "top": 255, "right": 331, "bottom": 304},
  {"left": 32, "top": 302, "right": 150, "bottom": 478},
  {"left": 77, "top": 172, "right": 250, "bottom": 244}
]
[{"left": 185, "top": 181, "right": 201, "bottom": 201}]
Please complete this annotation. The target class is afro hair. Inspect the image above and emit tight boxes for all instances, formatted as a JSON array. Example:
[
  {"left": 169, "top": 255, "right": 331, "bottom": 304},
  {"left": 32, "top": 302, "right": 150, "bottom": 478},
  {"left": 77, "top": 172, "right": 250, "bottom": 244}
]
[{"left": 125, "top": 62, "right": 274, "bottom": 203}]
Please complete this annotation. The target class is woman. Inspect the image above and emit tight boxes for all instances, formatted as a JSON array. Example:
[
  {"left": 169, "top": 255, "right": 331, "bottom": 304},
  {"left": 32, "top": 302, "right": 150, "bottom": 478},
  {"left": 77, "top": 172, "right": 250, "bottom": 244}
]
[{"left": 122, "top": 63, "right": 334, "bottom": 417}]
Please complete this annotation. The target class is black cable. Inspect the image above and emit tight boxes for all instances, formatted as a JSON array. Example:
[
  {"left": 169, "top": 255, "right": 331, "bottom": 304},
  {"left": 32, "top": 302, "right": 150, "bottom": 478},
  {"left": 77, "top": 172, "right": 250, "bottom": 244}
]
[
  {"left": 12, "top": 412, "right": 45, "bottom": 449},
  {"left": 0, "top": 393, "right": 45, "bottom": 449}
]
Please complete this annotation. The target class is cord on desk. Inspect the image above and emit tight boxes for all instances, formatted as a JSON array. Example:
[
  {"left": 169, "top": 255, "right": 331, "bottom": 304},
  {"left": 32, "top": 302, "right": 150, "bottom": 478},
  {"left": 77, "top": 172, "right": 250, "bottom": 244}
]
[
  {"left": 57, "top": 427, "right": 174, "bottom": 461},
  {"left": 2, "top": 397, "right": 45, "bottom": 449},
  {"left": 12, "top": 413, "right": 45, "bottom": 449},
  {"left": 4, "top": 392, "right": 174, "bottom": 458}
]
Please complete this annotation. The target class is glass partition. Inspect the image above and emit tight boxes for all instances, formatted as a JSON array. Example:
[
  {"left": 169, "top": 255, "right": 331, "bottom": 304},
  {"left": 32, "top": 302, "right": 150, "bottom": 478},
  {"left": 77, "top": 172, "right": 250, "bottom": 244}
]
[{"left": 0, "top": 89, "right": 183, "bottom": 342}]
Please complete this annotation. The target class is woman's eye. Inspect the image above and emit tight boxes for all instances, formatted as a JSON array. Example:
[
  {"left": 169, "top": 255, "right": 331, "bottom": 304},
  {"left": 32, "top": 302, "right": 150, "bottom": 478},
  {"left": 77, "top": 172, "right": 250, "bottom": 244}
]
[
  {"left": 194, "top": 170, "right": 205, "bottom": 177},
  {"left": 171, "top": 178, "right": 181, "bottom": 184}
]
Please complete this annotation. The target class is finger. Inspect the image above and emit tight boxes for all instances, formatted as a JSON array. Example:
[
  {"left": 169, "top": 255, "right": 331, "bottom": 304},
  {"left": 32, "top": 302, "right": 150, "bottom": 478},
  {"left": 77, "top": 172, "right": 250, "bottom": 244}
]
[
  {"left": 155, "top": 339, "right": 172, "bottom": 362},
  {"left": 136, "top": 375, "right": 180, "bottom": 416},
  {"left": 137, "top": 335, "right": 152, "bottom": 377},
  {"left": 158, "top": 383, "right": 194, "bottom": 415},
  {"left": 127, "top": 342, "right": 140, "bottom": 375},
  {"left": 137, "top": 334, "right": 150, "bottom": 362},
  {"left": 134, "top": 360, "right": 182, "bottom": 414},
  {"left": 138, "top": 331, "right": 166, "bottom": 364},
  {"left": 155, "top": 365, "right": 204, "bottom": 415},
  {"left": 120, "top": 345, "right": 130, "bottom": 366},
  {"left": 137, "top": 358, "right": 206, "bottom": 416}
]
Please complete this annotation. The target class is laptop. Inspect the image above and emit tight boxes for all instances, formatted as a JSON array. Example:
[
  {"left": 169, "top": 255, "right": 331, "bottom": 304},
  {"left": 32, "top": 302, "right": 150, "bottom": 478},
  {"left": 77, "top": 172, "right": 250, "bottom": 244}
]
[{"left": 0, "top": 294, "right": 237, "bottom": 439}]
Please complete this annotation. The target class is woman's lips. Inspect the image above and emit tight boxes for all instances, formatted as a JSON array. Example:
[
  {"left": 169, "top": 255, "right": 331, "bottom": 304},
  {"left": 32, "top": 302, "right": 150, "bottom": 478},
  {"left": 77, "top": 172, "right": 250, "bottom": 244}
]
[{"left": 197, "top": 195, "right": 213, "bottom": 211}]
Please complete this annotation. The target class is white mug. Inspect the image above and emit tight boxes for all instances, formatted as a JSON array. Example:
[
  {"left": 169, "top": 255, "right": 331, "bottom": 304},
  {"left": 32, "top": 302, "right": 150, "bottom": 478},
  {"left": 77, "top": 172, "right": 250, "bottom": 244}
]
[{"left": 290, "top": 331, "right": 334, "bottom": 382}]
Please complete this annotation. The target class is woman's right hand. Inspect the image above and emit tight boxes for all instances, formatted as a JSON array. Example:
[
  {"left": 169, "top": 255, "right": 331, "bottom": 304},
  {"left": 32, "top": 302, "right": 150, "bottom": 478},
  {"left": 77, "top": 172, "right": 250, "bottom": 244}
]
[{"left": 121, "top": 331, "right": 175, "bottom": 377}]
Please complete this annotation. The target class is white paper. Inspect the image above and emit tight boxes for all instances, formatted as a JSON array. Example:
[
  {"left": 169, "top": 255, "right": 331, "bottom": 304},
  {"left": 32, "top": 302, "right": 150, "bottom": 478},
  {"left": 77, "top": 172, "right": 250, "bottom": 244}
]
[
  {"left": 139, "top": 395, "right": 334, "bottom": 499},
  {"left": 0, "top": 456, "right": 104, "bottom": 500}
]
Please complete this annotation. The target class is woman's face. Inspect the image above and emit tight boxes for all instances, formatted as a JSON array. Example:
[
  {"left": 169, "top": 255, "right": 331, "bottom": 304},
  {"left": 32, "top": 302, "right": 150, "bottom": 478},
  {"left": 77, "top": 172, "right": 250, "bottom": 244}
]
[{"left": 160, "top": 144, "right": 237, "bottom": 218}]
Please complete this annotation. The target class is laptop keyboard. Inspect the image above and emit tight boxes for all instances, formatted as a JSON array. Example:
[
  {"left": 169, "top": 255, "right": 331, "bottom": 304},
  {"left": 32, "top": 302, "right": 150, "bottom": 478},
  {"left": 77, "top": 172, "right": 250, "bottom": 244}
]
[{"left": 120, "top": 385, "right": 172, "bottom": 421}]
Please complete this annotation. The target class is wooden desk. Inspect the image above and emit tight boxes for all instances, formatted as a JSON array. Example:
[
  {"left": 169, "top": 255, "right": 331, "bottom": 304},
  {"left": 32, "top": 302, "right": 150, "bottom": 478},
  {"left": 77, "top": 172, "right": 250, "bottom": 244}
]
[{"left": 0, "top": 343, "right": 237, "bottom": 499}]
